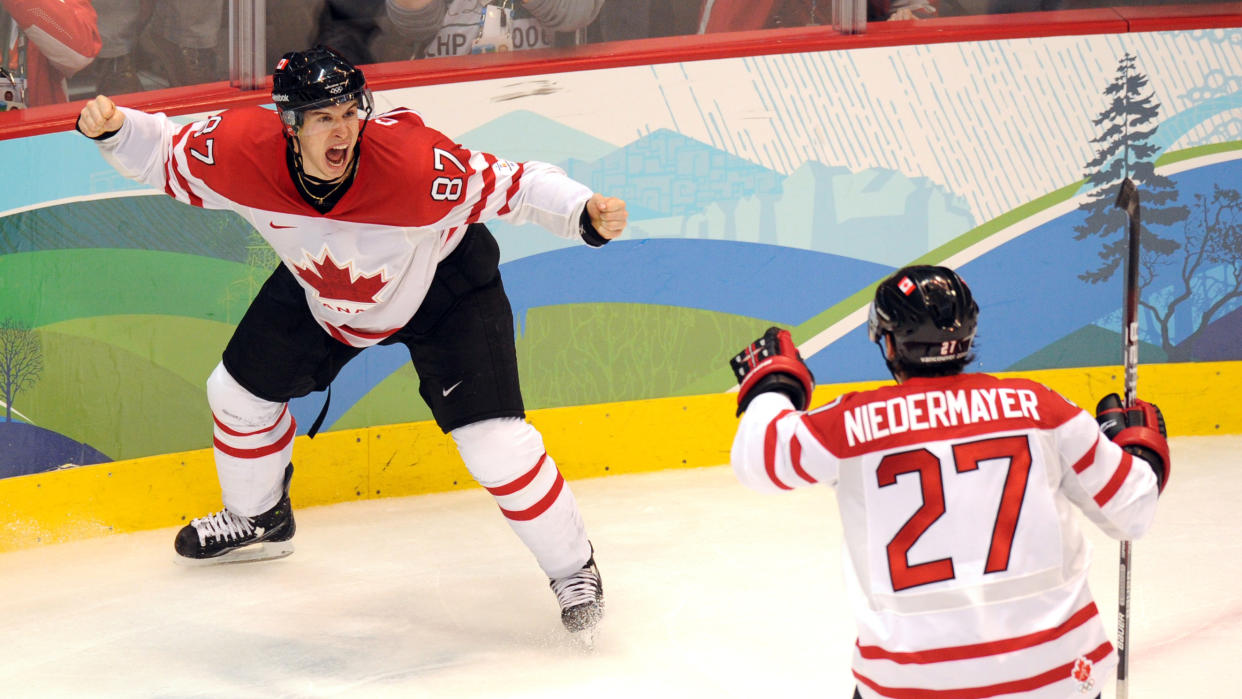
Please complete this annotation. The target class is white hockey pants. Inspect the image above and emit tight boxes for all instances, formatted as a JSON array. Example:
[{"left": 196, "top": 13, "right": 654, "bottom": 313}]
[
  {"left": 206, "top": 362, "right": 295, "bottom": 517},
  {"left": 207, "top": 363, "right": 591, "bottom": 578},
  {"left": 452, "top": 417, "right": 591, "bottom": 579}
]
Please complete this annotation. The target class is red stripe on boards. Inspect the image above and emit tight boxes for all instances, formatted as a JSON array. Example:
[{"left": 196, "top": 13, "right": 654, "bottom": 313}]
[
  {"left": 853, "top": 640, "right": 1113, "bottom": 698},
  {"left": 213, "top": 418, "right": 297, "bottom": 459},
  {"left": 764, "top": 410, "right": 794, "bottom": 490},
  {"left": 1094, "top": 450, "right": 1133, "bottom": 507},
  {"left": 856, "top": 602, "right": 1100, "bottom": 664}
]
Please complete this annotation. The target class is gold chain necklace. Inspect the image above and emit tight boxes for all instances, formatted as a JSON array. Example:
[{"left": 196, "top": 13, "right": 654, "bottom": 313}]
[{"left": 296, "top": 156, "right": 357, "bottom": 205}]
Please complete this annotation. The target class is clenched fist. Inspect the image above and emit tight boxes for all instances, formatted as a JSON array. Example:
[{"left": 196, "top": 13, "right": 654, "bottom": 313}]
[
  {"left": 77, "top": 95, "right": 126, "bottom": 138},
  {"left": 586, "top": 194, "right": 627, "bottom": 241}
]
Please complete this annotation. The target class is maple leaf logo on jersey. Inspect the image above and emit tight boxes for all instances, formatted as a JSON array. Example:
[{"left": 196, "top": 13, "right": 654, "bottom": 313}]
[
  {"left": 293, "top": 247, "right": 388, "bottom": 312},
  {"left": 1071, "top": 656, "right": 1094, "bottom": 692}
]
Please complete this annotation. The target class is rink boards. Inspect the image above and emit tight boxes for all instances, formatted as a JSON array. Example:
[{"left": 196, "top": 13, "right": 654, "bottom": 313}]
[
  {"left": 1, "top": 360, "right": 1237, "bottom": 553},
  {"left": 4, "top": 13, "right": 1242, "bottom": 555}
]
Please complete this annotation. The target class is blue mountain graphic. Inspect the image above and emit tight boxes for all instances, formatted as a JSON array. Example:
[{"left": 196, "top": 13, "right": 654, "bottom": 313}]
[
  {"left": 453, "top": 109, "right": 618, "bottom": 164},
  {"left": 562, "top": 129, "right": 785, "bottom": 220}
]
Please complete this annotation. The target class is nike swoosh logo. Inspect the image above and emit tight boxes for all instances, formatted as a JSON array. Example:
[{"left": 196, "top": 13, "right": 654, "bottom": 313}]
[
  {"left": 442, "top": 381, "right": 463, "bottom": 397},
  {"left": 269, "top": 222, "right": 295, "bottom": 229}
]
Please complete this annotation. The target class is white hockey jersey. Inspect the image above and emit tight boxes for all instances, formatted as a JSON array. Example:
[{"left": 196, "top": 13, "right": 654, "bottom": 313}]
[
  {"left": 95, "top": 105, "right": 593, "bottom": 347},
  {"left": 732, "top": 373, "right": 1161, "bottom": 699}
]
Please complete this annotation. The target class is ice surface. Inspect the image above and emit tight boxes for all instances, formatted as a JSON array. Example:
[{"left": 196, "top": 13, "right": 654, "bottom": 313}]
[{"left": 1, "top": 436, "right": 1238, "bottom": 698}]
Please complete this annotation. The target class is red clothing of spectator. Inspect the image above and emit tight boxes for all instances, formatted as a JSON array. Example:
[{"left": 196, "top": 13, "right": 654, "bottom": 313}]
[
  {"left": 697, "top": 0, "right": 830, "bottom": 33},
  {"left": 3, "top": 0, "right": 101, "bottom": 105}
]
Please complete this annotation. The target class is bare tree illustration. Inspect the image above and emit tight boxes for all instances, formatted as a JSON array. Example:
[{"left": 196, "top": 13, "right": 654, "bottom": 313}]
[
  {"left": 0, "top": 318, "right": 44, "bottom": 422},
  {"left": 1137, "top": 185, "right": 1242, "bottom": 360}
]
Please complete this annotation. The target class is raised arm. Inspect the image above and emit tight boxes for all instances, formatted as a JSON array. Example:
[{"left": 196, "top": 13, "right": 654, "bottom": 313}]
[
  {"left": 379, "top": 110, "right": 627, "bottom": 244},
  {"left": 76, "top": 95, "right": 177, "bottom": 190},
  {"left": 386, "top": 0, "right": 447, "bottom": 47},
  {"left": 77, "top": 95, "right": 243, "bottom": 211},
  {"left": 522, "top": 0, "right": 604, "bottom": 32}
]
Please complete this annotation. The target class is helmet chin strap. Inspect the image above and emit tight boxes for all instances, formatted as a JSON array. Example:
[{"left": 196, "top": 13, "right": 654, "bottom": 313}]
[
  {"left": 283, "top": 102, "right": 371, "bottom": 184},
  {"left": 880, "top": 334, "right": 907, "bottom": 384},
  {"left": 286, "top": 131, "right": 361, "bottom": 186},
  {"left": 286, "top": 131, "right": 306, "bottom": 176}
]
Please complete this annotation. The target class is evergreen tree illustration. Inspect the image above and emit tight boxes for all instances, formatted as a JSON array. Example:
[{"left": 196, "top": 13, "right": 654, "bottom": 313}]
[{"left": 1075, "top": 53, "right": 1187, "bottom": 284}]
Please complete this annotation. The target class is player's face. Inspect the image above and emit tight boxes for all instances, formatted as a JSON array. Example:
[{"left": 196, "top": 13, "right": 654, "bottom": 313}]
[{"left": 296, "top": 100, "right": 361, "bottom": 180}]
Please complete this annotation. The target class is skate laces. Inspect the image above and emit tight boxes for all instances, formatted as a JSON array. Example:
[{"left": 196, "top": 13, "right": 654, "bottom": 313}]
[
  {"left": 190, "top": 509, "right": 255, "bottom": 546},
  {"left": 550, "top": 562, "right": 601, "bottom": 610}
]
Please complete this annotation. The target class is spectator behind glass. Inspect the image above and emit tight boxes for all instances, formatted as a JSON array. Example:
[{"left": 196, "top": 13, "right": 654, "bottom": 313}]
[
  {"left": 986, "top": 0, "right": 1063, "bottom": 14},
  {"left": 266, "top": 1, "right": 412, "bottom": 73},
  {"left": 312, "top": 0, "right": 386, "bottom": 66},
  {"left": 91, "top": 0, "right": 225, "bottom": 95},
  {"left": 697, "top": 0, "right": 934, "bottom": 30},
  {"left": 386, "top": 0, "right": 602, "bottom": 59},
  {"left": 0, "top": 0, "right": 99, "bottom": 107},
  {"left": 594, "top": 0, "right": 698, "bottom": 42}
]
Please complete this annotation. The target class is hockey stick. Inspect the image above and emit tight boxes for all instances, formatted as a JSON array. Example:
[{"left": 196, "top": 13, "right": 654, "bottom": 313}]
[{"left": 1113, "top": 176, "right": 1141, "bottom": 699}]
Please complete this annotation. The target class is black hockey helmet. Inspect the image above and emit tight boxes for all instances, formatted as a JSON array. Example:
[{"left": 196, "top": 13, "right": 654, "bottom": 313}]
[
  {"left": 868, "top": 265, "right": 978, "bottom": 373},
  {"left": 271, "top": 46, "right": 373, "bottom": 136}
]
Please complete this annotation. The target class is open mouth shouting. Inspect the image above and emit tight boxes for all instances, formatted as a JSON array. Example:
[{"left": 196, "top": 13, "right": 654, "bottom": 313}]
[{"left": 324, "top": 143, "right": 351, "bottom": 171}]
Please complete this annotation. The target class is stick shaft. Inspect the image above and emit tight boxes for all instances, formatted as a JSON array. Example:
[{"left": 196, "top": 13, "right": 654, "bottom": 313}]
[
  {"left": 1114, "top": 176, "right": 1141, "bottom": 698},
  {"left": 1117, "top": 540, "right": 1132, "bottom": 698},
  {"left": 1121, "top": 179, "right": 1141, "bottom": 410}
]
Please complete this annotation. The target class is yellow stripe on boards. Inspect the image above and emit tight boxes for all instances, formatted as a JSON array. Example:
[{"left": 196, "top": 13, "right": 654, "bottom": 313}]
[{"left": 1, "top": 361, "right": 1237, "bottom": 553}]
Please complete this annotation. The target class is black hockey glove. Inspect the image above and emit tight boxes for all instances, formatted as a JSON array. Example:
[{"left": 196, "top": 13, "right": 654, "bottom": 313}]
[
  {"left": 1096, "top": 393, "right": 1170, "bottom": 494},
  {"left": 730, "top": 327, "right": 815, "bottom": 416}
]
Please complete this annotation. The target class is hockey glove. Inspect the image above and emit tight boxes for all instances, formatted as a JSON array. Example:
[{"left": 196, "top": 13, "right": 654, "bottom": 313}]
[
  {"left": 730, "top": 327, "right": 815, "bottom": 416},
  {"left": 1096, "top": 393, "right": 1170, "bottom": 494}
]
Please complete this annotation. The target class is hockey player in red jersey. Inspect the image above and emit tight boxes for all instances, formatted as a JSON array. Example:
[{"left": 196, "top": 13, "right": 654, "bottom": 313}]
[
  {"left": 75, "top": 46, "right": 626, "bottom": 635},
  {"left": 729, "top": 266, "right": 1169, "bottom": 698}
]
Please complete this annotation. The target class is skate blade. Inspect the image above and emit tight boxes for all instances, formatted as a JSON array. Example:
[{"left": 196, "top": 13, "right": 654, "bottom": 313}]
[{"left": 175, "top": 540, "right": 294, "bottom": 567}]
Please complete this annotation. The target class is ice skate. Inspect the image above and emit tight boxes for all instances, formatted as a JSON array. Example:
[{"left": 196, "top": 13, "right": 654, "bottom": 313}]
[
  {"left": 550, "top": 549, "right": 604, "bottom": 643},
  {"left": 174, "top": 464, "right": 296, "bottom": 565}
]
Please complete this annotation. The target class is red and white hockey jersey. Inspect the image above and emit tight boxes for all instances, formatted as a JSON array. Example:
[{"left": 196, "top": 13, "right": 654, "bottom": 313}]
[
  {"left": 732, "top": 373, "right": 1160, "bottom": 699},
  {"left": 95, "top": 105, "right": 594, "bottom": 347}
]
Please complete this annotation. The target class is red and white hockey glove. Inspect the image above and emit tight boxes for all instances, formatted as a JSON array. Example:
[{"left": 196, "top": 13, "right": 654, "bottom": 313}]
[
  {"left": 1096, "top": 393, "right": 1170, "bottom": 494},
  {"left": 730, "top": 327, "right": 815, "bottom": 416}
]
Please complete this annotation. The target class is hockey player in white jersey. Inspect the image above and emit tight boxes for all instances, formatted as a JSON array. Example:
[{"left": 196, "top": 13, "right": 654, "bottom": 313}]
[
  {"left": 75, "top": 45, "right": 624, "bottom": 635},
  {"left": 729, "top": 266, "right": 1169, "bottom": 698}
]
